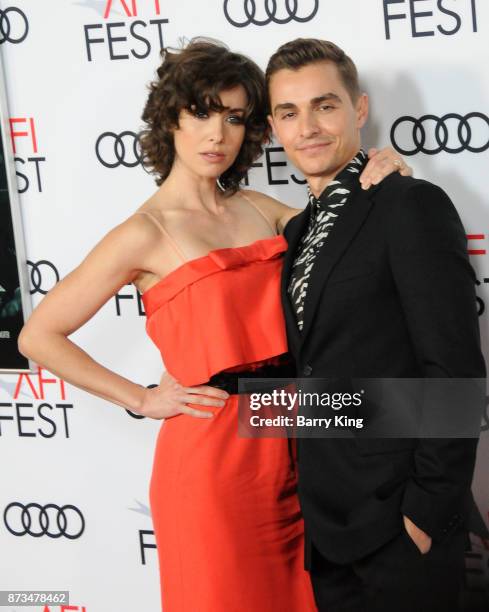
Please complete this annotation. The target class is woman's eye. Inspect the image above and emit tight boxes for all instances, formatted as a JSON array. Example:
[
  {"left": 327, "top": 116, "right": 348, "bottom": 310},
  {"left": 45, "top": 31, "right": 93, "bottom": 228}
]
[
  {"left": 193, "top": 110, "right": 208, "bottom": 119},
  {"left": 227, "top": 115, "right": 245, "bottom": 124}
]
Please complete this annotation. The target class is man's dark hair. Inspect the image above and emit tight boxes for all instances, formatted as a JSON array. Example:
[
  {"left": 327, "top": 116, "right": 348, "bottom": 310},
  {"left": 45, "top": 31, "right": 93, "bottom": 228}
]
[{"left": 265, "top": 38, "right": 360, "bottom": 106}]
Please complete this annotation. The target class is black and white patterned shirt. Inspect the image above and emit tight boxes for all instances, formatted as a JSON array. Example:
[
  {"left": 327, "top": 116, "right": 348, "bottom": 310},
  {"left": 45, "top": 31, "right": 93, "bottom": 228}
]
[{"left": 288, "top": 149, "right": 368, "bottom": 331}]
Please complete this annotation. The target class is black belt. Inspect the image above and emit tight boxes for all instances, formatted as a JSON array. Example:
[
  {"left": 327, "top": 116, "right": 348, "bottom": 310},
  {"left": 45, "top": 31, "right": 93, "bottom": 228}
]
[{"left": 207, "top": 357, "right": 296, "bottom": 395}]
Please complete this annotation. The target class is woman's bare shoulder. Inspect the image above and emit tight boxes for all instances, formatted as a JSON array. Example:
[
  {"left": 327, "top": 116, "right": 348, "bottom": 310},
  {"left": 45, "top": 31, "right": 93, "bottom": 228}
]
[
  {"left": 241, "top": 189, "right": 303, "bottom": 233},
  {"left": 115, "top": 206, "right": 164, "bottom": 251},
  {"left": 18, "top": 207, "right": 166, "bottom": 339},
  {"left": 240, "top": 188, "right": 291, "bottom": 209}
]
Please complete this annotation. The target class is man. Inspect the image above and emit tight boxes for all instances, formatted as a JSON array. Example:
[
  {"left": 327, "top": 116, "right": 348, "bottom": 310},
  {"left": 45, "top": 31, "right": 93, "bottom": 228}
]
[{"left": 266, "top": 39, "right": 486, "bottom": 611}]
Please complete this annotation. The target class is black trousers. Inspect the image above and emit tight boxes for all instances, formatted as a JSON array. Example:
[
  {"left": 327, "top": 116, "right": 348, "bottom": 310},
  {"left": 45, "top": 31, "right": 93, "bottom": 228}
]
[{"left": 310, "top": 528, "right": 466, "bottom": 612}]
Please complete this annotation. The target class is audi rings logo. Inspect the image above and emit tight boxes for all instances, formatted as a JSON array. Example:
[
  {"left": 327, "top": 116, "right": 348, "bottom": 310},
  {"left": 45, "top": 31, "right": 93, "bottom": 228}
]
[
  {"left": 391, "top": 113, "right": 489, "bottom": 156},
  {"left": 96, "top": 131, "right": 143, "bottom": 169},
  {"left": 27, "top": 260, "right": 60, "bottom": 295},
  {"left": 4, "top": 502, "right": 85, "bottom": 539},
  {"left": 223, "top": 0, "right": 319, "bottom": 27},
  {"left": 0, "top": 7, "right": 29, "bottom": 44}
]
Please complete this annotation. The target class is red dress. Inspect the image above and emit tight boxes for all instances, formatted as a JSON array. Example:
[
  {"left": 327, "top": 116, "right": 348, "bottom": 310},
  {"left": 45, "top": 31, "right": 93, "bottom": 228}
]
[{"left": 140, "top": 223, "right": 317, "bottom": 611}]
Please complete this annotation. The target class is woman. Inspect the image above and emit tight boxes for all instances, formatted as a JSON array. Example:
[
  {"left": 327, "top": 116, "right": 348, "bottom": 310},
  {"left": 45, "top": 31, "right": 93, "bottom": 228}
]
[{"left": 18, "top": 39, "right": 411, "bottom": 611}]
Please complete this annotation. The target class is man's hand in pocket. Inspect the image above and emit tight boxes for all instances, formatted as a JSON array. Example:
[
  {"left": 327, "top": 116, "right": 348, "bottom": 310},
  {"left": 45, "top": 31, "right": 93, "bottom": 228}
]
[{"left": 403, "top": 515, "right": 432, "bottom": 554}]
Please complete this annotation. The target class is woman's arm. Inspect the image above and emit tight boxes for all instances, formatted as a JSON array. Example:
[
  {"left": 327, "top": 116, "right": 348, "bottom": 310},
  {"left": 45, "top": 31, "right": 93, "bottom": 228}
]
[
  {"left": 360, "top": 147, "right": 412, "bottom": 189},
  {"left": 18, "top": 215, "right": 155, "bottom": 412},
  {"left": 17, "top": 215, "right": 228, "bottom": 418}
]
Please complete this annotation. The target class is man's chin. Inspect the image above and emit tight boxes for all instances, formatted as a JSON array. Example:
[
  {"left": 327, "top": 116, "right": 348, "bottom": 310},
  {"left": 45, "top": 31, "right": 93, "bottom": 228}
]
[
  {"left": 300, "top": 155, "right": 356, "bottom": 181},
  {"left": 291, "top": 154, "right": 335, "bottom": 176},
  {"left": 299, "top": 164, "right": 337, "bottom": 179}
]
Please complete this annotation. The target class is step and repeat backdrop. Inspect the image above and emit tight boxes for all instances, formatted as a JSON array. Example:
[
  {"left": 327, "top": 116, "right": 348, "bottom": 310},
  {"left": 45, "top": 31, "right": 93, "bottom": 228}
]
[{"left": 0, "top": 1, "right": 488, "bottom": 610}]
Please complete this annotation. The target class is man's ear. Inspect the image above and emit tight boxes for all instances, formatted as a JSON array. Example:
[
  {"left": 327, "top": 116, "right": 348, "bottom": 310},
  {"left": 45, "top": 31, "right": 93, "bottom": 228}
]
[
  {"left": 356, "top": 93, "right": 369, "bottom": 129},
  {"left": 267, "top": 114, "right": 280, "bottom": 143}
]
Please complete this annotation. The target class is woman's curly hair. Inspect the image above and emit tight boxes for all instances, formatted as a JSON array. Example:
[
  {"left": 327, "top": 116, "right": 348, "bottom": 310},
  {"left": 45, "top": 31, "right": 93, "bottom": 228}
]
[{"left": 139, "top": 38, "right": 269, "bottom": 196}]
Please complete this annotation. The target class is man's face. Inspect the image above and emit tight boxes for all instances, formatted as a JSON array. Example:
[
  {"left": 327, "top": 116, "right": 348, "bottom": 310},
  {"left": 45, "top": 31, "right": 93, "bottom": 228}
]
[{"left": 267, "top": 61, "right": 368, "bottom": 188}]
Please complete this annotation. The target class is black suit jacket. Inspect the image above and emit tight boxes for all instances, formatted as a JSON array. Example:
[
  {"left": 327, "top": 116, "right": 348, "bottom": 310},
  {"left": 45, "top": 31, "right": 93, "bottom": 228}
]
[{"left": 281, "top": 173, "right": 486, "bottom": 566}]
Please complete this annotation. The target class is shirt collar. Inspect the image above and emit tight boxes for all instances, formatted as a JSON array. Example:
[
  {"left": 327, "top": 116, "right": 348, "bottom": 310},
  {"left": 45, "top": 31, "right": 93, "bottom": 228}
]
[{"left": 307, "top": 148, "right": 368, "bottom": 209}]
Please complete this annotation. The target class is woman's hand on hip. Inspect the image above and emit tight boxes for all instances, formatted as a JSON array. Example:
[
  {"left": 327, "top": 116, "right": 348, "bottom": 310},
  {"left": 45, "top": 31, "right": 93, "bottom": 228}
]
[{"left": 138, "top": 371, "right": 229, "bottom": 420}]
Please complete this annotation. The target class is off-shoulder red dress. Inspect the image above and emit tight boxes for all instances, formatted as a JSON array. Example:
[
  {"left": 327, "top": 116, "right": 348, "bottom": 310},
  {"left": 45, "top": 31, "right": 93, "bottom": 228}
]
[{"left": 139, "top": 209, "right": 317, "bottom": 612}]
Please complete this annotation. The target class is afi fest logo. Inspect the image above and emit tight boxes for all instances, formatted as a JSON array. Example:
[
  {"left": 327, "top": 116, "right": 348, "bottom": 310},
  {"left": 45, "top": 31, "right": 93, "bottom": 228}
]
[
  {"left": 10, "top": 117, "right": 46, "bottom": 193},
  {"left": 223, "top": 0, "right": 319, "bottom": 27},
  {"left": 383, "top": 0, "right": 479, "bottom": 39},
  {"left": 469, "top": 234, "right": 489, "bottom": 318},
  {"left": 0, "top": 367, "right": 73, "bottom": 438},
  {"left": 244, "top": 144, "right": 306, "bottom": 186},
  {"left": 83, "top": 0, "right": 169, "bottom": 61},
  {"left": 390, "top": 113, "right": 489, "bottom": 156},
  {"left": 130, "top": 500, "right": 157, "bottom": 564},
  {"left": 0, "top": 6, "right": 29, "bottom": 44}
]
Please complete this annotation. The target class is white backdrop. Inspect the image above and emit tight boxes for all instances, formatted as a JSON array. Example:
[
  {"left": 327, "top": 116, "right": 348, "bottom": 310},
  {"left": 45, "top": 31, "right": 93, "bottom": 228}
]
[{"left": 0, "top": 1, "right": 488, "bottom": 610}]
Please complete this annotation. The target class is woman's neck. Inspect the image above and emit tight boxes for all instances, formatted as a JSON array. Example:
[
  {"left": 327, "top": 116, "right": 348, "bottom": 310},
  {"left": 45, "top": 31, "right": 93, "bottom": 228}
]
[{"left": 161, "top": 162, "right": 225, "bottom": 214}]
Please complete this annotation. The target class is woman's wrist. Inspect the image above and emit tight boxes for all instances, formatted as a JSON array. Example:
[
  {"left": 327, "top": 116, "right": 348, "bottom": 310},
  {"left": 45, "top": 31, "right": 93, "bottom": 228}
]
[
  {"left": 117, "top": 382, "right": 148, "bottom": 414},
  {"left": 131, "top": 384, "right": 148, "bottom": 413}
]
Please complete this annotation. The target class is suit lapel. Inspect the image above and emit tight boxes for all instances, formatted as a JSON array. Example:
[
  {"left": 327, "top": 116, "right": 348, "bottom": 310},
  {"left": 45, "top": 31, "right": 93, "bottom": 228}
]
[
  {"left": 281, "top": 203, "right": 312, "bottom": 354},
  {"left": 299, "top": 184, "right": 375, "bottom": 347}
]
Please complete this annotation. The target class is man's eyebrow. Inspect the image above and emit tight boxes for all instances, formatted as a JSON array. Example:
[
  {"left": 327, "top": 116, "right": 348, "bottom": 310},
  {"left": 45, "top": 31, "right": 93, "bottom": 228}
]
[
  {"left": 273, "top": 102, "right": 297, "bottom": 115},
  {"left": 311, "top": 93, "right": 342, "bottom": 105},
  {"left": 273, "top": 93, "right": 342, "bottom": 115}
]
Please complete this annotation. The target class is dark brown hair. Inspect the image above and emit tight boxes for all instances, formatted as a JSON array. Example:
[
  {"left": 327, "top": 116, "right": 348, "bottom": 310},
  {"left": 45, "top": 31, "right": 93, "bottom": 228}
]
[
  {"left": 265, "top": 38, "right": 360, "bottom": 106},
  {"left": 139, "top": 38, "right": 268, "bottom": 195}
]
